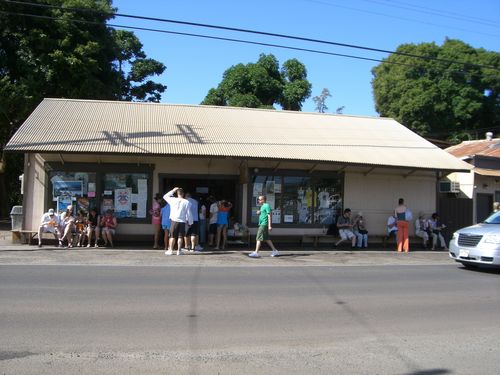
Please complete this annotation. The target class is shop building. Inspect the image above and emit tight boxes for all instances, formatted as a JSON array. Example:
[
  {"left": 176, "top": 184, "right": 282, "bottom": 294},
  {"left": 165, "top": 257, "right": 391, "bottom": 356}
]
[{"left": 5, "top": 99, "right": 471, "bottom": 241}]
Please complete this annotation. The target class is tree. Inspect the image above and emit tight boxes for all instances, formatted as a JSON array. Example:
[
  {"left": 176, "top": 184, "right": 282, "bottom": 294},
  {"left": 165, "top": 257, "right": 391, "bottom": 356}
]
[
  {"left": 371, "top": 39, "right": 500, "bottom": 141},
  {"left": 0, "top": 0, "right": 167, "bottom": 216},
  {"left": 201, "top": 54, "right": 312, "bottom": 110},
  {"left": 313, "top": 88, "right": 331, "bottom": 113}
]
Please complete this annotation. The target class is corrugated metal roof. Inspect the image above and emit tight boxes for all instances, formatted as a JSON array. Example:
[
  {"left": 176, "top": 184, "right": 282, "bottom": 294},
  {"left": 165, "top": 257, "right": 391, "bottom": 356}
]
[
  {"left": 473, "top": 167, "right": 500, "bottom": 177},
  {"left": 446, "top": 139, "right": 500, "bottom": 159},
  {"left": 5, "top": 98, "right": 472, "bottom": 172}
]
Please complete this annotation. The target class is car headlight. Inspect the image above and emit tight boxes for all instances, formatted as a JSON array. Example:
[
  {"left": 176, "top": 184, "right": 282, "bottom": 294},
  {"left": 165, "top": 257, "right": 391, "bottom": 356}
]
[
  {"left": 484, "top": 234, "right": 500, "bottom": 244},
  {"left": 451, "top": 232, "right": 458, "bottom": 240}
]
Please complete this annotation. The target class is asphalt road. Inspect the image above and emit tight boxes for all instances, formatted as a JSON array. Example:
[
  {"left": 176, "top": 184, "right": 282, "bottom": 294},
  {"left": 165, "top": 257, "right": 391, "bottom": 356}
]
[{"left": 1, "top": 264, "right": 499, "bottom": 375}]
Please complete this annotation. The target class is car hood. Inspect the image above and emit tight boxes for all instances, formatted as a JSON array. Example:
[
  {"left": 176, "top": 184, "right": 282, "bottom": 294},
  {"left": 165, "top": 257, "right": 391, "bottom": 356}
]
[{"left": 457, "top": 223, "right": 500, "bottom": 235}]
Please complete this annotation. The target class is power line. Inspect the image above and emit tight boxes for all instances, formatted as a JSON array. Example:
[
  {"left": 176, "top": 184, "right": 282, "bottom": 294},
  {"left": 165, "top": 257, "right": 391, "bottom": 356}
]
[
  {"left": 2, "top": 0, "right": 499, "bottom": 72},
  {"left": 5, "top": 8, "right": 500, "bottom": 84},
  {"left": 304, "top": 0, "right": 500, "bottom": 39},
  {"left": 0, "top": 10, "right": 410, "bottom": 66},
  {"left": 370, "top": 0, "right": 500, "bottom": 27}
]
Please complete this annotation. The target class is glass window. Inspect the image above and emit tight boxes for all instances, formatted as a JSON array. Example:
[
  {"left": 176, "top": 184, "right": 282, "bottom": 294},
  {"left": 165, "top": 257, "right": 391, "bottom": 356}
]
[
  {"left": 49, "top": 172, "right": 97, "bottom": 214},
  {"left": 102, "top": 173, "right": 149, "bottom": 218},
  {"left": 249, "top": 173, "right": 343, "bottom": 226}
]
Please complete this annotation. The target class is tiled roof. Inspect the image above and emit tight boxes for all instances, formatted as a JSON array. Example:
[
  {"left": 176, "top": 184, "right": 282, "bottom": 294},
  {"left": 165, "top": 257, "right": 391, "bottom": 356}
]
[{"left": 5, "top": 98, "right": 472, "bottom": 172}]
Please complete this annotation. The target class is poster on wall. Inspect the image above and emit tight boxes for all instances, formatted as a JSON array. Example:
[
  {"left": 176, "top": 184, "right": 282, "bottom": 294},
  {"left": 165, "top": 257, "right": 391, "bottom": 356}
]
[
  {"left": 57, "top": 195, "right": 73, "bottom": 214},
  {"left": 253, "top": 183, "right": 263, "bottom": 196},
  {"left": 102, "top": 198, "right": 114, "bottom": 214},
  {"left": 266, "top": 195, "right": 275, "bottom": 209},
  {"left": 53, "top": 180, "right": 83, "bottom": 199},
  {"left": 272, "top": 209, "right": 281, "bottom": 224},
  {"left": 265, "top": 181, "right": 275, "bottom": 194},
  {"left": 115, "top": 188, "right": 132, "bottom": 217}
]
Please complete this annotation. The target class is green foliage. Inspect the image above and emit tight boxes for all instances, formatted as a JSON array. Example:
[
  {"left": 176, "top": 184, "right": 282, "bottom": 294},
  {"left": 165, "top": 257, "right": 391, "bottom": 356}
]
[
  {"left": 0, "top": 0, "right": 167, "bottom": 215},
  {"left": 201, "top": 54, "right": 311, "bottom": 110},
  {"left": 313, "top": 88, "right": 331, "bottom": 113},
  {"left": 372, "top": 39, "right": 500, "bottom": 141}
]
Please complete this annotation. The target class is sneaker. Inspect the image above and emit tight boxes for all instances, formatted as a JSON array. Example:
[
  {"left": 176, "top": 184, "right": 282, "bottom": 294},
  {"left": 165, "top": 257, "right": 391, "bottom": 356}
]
[
  {"left": 86, "top": 244, "right": 91, "bottom": 248},
  {"left": 38, "top": 243, "right": 42, "bottom": 248},
  {"left": 270, "top": 250, "right": 280, "bottom": 257},
  {"left": 177, "top": 250, "right": 184, "bottom": 256},
  {"left": 195, "top": 245, "right": 204, "bottom": 251},
  {"left": 248, "top": 251, "right": 261, "bottom": 258},
  {"left": 213, "top": 247, "right": 220, "bottom": 250},
  {"left": 95, "top": 244, "right": 99, "bottom": 248},
  {"left": 165, "top": 249, "right": 173, "bottom": 255}
]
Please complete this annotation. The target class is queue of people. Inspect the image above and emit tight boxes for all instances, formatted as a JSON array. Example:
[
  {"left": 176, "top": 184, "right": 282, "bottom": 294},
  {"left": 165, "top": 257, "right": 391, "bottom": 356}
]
[{"left": 37, "top": 191, "right": 448, "bottom": 254}]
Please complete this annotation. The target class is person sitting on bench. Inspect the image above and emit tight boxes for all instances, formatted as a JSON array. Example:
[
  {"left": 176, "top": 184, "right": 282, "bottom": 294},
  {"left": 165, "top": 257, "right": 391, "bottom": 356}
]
[{"left": 38, "top": 208, "right": 60, "bottom": 247}]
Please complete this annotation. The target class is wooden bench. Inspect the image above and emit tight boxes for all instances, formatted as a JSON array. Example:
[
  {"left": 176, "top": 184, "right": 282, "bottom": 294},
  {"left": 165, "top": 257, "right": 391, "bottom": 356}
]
[{"left": 11, "top": 230, "right": 39, "bottom": 245}]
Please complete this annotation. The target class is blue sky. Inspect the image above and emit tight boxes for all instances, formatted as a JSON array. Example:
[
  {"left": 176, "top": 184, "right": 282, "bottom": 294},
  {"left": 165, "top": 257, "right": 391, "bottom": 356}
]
[{"left": 112, "top": 0, "right": 499, "bottom": 116}]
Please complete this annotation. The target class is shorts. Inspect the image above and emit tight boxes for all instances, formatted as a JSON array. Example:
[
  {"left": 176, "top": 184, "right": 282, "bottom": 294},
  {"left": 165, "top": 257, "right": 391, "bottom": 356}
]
[
  {"left": 209, "top": 223, "right": 218, "bottom": 235},
  {"left": 41, "top": 225, "right": 58, "bottom": 234},
  {"left": 256, "top": 225, "right": 269, "bottom": 241},
  {"left": 187, "top": 221, "right": 199, "bottom": 236},
  {"left": 102, "top": 227, "right": 115, "bottom": 235},
  {"left": 152, "top": 217, "right": 161, "bottom": 225},
  {"left": 339, "top": 229, "right": 355, "bottom": 240},
  {"left": 170, "top": 221, "right": 186, "bottom": 239},
  {"left": 162, "top": 224, "right": 170, "bottom": 231}
]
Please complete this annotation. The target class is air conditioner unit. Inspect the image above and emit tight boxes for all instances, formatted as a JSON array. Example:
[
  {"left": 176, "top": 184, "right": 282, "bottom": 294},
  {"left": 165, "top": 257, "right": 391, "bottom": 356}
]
[{"left": 439, "top": 181, "right": 460, "bottom": 193}]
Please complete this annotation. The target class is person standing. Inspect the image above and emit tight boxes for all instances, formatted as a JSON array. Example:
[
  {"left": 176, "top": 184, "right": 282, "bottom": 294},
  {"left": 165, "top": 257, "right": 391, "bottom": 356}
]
[
  {"left": 394, "top": 198, "right": 411, "bottom": 252},
  {"left": 208, "top": 196, "right": 218, "bottom": 247},
  {"left": 184, "top": 192, "right": 201, "bottom": 252},
  {"left": 215, "top": 200, "right": 232, "bottom": 250},
  {"left": 163, "top": 187, "right": 193, "bottom": 255},
  {"left": 198, "top": 197, "right": 207, "bottom": 246},
  {"left": 161, "top": 201, "right": 171, "bottom": 251},
  {"left": 150, "top": 193, "right": 162, "bottom": 249},
  {"left": 248, "top": 195, "right": 279, "bottom": 258}
]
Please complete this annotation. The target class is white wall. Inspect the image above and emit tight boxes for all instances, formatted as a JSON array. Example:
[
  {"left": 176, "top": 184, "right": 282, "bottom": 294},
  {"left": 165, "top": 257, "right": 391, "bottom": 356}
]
[{"left": 25, "top": 153, "right": 440, "bottom": 237}]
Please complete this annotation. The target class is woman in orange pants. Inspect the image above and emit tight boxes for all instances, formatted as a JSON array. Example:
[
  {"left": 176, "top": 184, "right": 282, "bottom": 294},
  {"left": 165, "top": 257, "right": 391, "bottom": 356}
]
[{"left": 395, "top": 198, "right": 410, "bottom": 252}]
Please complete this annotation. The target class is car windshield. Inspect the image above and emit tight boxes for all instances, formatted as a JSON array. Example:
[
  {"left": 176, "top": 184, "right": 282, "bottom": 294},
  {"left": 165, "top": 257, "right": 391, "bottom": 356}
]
[{"left": 483, "top": 211, "right": 500, "bottom": 224}]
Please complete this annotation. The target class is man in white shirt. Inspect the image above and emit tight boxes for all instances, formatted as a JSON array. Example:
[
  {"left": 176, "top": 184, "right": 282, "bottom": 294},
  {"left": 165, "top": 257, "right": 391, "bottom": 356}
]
[
  {"left": 37, "top": 208, "right": 60, "bottom": 247},
  {"left": 163, "top": 187, "right": 193, "bottom": 255}
]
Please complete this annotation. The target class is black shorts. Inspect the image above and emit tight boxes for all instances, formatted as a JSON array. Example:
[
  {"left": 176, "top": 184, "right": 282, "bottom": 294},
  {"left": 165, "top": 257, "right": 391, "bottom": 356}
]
[
  {"left": 209, "top": 223, "right": 218, "bottom": 235},
  {"left": 170, "top": 221, "right": 186, "bottom": 239},
  {"left": 186, "top": 221, "right": 199, "bottom": 236}
]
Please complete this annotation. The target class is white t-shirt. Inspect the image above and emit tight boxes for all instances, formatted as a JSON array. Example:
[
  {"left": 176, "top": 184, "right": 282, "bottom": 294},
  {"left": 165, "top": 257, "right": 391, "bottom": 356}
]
[
  {"left": 209, "top": 202, "right": 218, "bottom": 225},
  {"left": 163, "top": 190, "right": 193, "bottom": 225},
  {"left": 387, "top": 216, "right": 397, "bottom": 234}
]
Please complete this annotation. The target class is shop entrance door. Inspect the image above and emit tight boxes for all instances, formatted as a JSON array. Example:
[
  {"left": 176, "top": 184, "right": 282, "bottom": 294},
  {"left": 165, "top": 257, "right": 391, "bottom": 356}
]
[{"left": 159, "top": 175, "right": 240, "bottom": 221}]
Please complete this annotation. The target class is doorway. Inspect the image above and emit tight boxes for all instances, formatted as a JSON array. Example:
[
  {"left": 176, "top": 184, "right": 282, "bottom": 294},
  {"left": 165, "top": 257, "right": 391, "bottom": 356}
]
[
  {"left": 476, "top": 193, "right": 493, "bottom": 223},
  {"left": 159, "top": 174, "right": 241, "bottom": 221}
]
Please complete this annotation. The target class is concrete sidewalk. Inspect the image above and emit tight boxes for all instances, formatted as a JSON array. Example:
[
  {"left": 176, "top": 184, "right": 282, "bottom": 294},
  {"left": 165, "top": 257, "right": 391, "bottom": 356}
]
[{"left": 0, "top": 229, "right": 453, "bottom": 267}]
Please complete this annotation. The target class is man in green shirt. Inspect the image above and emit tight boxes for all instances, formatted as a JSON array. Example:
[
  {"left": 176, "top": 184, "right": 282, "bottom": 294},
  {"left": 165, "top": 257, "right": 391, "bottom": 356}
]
[{"left": 249, "top": 195, "right": 280, "bottom": 258}]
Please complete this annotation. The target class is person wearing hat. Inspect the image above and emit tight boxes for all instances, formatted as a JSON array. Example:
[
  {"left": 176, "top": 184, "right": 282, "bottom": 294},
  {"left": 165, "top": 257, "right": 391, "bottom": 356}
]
[{"left": 37, "top": 208, "right": 61, "bottom": 247}]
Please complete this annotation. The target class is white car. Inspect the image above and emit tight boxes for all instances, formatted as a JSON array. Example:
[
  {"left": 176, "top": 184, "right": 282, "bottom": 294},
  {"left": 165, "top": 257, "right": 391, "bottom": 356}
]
[{"left": 449, "top": 211, "right": 500, "bottom": 268}]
